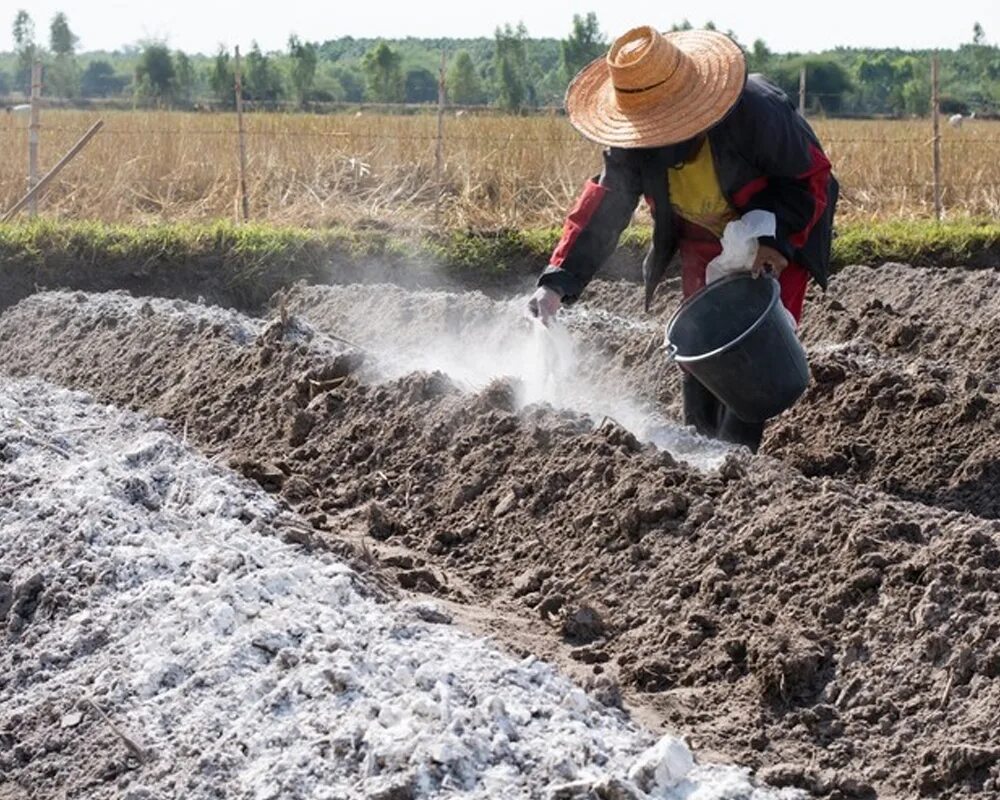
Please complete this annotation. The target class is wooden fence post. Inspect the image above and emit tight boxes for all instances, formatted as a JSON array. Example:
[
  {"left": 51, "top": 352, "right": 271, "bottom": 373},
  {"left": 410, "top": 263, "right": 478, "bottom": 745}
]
[
  {"left": 435, "top": 50, "right": 446, "bottom": 227},
  {"left": 234, "top": 46, "right": 250, "bottom": 222},
  {"left": 2, "top": 121, "right": 104, "bottom": 222},
  {"left": 28, "top": 60, "right": 42, "bottom": 216},
  {"left": 798, "top": 65, "right": 807, "bottom": 116},
  {"left": 931, "top": 55, "right": 942, "bottom": 221}
]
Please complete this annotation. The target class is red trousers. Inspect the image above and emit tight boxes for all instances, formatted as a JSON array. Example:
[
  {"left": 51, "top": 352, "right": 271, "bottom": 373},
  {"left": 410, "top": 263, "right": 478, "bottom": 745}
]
[{"left": 678, "top": 220, "right": 809, "bottom": 323}]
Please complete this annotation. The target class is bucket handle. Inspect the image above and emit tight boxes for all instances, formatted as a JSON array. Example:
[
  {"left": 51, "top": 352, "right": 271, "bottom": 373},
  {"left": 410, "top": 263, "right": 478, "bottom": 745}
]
[{"left": 663, "top": 343, "right": 678, "bottom": 362}]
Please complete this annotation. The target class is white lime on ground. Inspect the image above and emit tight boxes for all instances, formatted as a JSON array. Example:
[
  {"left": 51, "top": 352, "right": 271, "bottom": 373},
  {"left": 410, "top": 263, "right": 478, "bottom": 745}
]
[{"left": 0, "top": 377, "right": 796, "bottom": 799}]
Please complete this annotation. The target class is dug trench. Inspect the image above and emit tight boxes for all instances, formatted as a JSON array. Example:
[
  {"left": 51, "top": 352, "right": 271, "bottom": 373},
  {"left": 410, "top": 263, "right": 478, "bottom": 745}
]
[{"left": 0, "top": 261, "right": 998, "bottom": 798}]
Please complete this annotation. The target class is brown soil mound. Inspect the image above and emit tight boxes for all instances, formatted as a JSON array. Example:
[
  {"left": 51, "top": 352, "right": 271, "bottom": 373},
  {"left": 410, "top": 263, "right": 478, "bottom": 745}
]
[
  {"left": 765, "top": 264, "right": 1000, "bottom": 518},
  {"left": 2, "top": 290, "right": 1000, "bottom": 798},
  {"left": 799, "top": 264, "right": 1000, "bottom": 374},
  {"left": 764, "top": 343, "right": 1000, "bottom": 517},
  {"left": 564, "top": 269, "right": 1000, "bottom": 518}
]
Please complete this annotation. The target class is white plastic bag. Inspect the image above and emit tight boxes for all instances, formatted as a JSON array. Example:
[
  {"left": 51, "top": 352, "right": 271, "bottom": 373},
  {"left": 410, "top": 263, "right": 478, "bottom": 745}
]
[
  {"left": 705, "top": 209, "right": 776, "bottom": 284},
  {"left": 705, "top": 209, "right": 798, "bottom": 328}
]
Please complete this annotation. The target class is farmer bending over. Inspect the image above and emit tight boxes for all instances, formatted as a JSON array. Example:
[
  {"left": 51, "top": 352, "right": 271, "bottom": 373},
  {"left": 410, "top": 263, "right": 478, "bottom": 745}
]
[{"left": 528, "top": 25, "right": 838, "bottom": 452}]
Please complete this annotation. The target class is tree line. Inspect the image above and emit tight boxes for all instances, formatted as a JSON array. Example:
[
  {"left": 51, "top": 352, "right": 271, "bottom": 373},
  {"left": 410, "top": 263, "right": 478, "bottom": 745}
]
[{"left": 3, "top": 10, "right": 998, "bottom": 116}]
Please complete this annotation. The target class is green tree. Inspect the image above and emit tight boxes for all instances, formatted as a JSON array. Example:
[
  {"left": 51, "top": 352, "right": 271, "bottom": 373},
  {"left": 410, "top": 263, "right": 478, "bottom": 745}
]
[
  {"left": 561, "top": 12, "right": 606, "bottom": 82},
  {"left": 245, "top": 42, "right": 283, "bottom": 102},
  {"left": 174, "top": 51, "right": 195, "bottom": 102},
  {"left": 953, "top": 29, "right": 1000, "bottom": 110},
  {"left": 748, "top": 39, "right": 772, "bottom": 73},
  {"left": 47, "top": 13, "right": 80, "bottom": 98},
  {"left": 447, "top": 50, "right": 482, "bottom": 104},
  {"left": 670, "top": 19, "right": 694, "bottom": 32},
  {"left": 973, "top": 22, "right": 985, "bottom": 45},
  {"left": 49, "top": 11, "right": 76, "bottom": 55},
  {"left": 80, "top": 60, "right": 127, "bottom": 97},
  {"left": 288, "top": 35, "right": 318, "bottom": 106},
  {"left": 331, "top": 65, "right": 364, "bottom": 102},
  {"left": 210, "top": 46, "right": 234, "bottom": 106},
  {"left": 855, "top": 53, "right": 896, "bottom": 113},
  {"left": 12, "top": 9, "right": 36, "bottom": 94},
  {"left": 893, "top": 55, "right": 930, "bottom": 115},
  {"left": 773, "top": 57, "right": 852, "bottom": 113},
  {"left": 135, "top": 43, "right": 176, "bottom": 104},
  {"left": 13, "top": 10, "right": 34, "bottom": 52},
  {"left": 48, "top": 56, "right": 80, "bottom": 98},
  {"left": 405, "top": 67, "right": 438, "bottom": 103},
  {"left": 494, "top": 22, "right": 530, "bottom": 111},
  {"left": 362, "top": 41, "right": 404, "bottom": 102},
  {"left": 902, "top": 76, "right": 931, "bottom": 115}
]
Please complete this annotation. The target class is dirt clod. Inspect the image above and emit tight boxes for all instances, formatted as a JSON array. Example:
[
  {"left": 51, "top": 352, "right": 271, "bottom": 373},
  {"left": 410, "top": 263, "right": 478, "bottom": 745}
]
[
  {"left": 562, "top": 605, "right": 607, "bottom": 644},
  {"left": 368, "top": 502, "right": 407, "bottom": 541}
]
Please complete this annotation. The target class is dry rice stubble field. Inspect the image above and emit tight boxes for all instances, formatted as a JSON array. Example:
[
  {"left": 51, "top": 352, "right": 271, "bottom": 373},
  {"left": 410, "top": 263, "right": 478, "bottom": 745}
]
[{"left": 2, "top": 109, "right": 999, "bottom": 227}]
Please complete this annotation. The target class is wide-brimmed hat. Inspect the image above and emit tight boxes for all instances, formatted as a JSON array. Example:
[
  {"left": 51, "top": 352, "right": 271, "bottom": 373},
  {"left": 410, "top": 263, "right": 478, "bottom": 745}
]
[{"left": 565, "top": 26, "right": 747, "bottom": 149}]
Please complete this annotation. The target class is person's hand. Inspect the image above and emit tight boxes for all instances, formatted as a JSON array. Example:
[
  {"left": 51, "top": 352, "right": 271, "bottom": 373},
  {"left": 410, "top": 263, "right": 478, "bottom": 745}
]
[
  {"left": 527, "top": 286, "right": 562, "bottom": 325},
  {"left": 752, "top": 244, "right": 788, "bottom": 278}
]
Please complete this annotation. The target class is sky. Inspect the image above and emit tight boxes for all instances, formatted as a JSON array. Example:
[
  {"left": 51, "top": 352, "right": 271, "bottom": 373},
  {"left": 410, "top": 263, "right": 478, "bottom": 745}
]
[{"left": 3, "top": 0, "right": 997, "bottom": 55}]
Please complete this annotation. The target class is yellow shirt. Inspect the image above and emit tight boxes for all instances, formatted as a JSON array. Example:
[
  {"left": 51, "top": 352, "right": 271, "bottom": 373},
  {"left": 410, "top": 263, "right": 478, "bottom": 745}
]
[{"left": 668, "top": 139, "right": 737, "bottom": 236}]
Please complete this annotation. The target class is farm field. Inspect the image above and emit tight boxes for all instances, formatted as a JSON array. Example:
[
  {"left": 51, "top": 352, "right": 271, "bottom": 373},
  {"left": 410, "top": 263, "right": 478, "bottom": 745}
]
[
  {"left": 2, "top": 253, "right": 999, "bottom": 797},
  {"left": 2, "top": 109, "right": 999, "bottom": 227},
  {"left": 3, "top": 74, "right": 1000, "bottom": 800}
]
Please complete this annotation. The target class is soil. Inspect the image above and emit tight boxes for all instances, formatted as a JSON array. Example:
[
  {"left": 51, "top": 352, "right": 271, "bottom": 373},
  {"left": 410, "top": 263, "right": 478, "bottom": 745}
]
[
  {"left": 576, "top": 267, "right": 1000, "bottom": 520},
  {"left": 1, "top": 260, "right": 1000, "bottom": 799}
]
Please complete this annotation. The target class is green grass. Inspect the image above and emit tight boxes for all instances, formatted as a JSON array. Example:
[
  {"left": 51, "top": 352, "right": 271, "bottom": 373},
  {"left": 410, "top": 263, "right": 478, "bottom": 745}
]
[
  {"left": 831, "top": 218, "right": 1000, "bottom": 267},
  {"left": 424, "top": 219, "right": 1000, "bottom": 269},
  {"left": 2, "top": 218, "right": 998, "bottom": 311},
  {"left": 0, "top": 218, "right": 397, "bottom": 273}
]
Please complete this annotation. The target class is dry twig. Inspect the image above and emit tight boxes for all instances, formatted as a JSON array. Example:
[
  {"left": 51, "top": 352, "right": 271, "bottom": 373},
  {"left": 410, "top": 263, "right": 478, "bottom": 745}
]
[{"left": 85, "top": 699, "right": 148, "bottom": 763}]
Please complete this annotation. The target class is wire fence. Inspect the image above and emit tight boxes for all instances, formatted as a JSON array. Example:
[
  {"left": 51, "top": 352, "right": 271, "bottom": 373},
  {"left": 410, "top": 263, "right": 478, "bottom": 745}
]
[
  {"left": 19, "top": 124, "right": 1000, "bottom": 146},
  {"left": 3, "top": 75, "right": 999, "bottom": 228}
]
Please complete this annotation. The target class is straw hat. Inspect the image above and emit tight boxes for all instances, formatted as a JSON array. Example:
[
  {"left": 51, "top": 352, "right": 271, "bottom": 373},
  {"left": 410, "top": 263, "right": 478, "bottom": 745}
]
[{"left": 566, "top": 26, "right": 747, "bottom": 149}]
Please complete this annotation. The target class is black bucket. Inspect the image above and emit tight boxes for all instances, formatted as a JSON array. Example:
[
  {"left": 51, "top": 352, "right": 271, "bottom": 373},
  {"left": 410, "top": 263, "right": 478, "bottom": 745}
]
[{"left": 665, "top": 274, "right": 809, "bottom": 423}]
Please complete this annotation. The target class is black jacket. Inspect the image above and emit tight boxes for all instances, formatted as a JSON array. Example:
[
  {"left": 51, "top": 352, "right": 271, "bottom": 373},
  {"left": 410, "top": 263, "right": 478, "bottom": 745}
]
[{"left": 539, "top": 74, "right": 839, "bottom": 309}]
